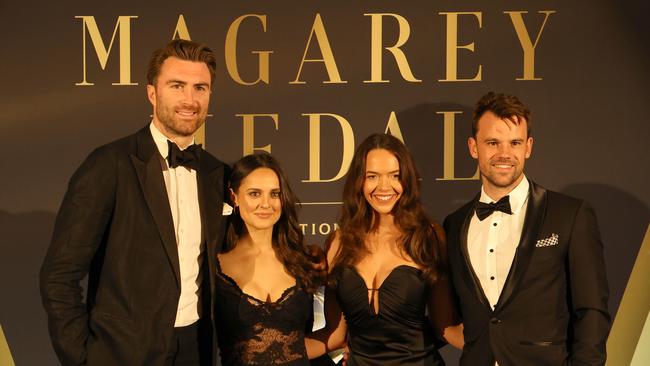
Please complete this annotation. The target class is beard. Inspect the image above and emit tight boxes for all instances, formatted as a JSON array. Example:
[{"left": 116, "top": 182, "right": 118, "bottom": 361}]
[
  {"left": 155, "top": 102, "right": 206, "bottom": 137},
  {"left": 481, "top": 159, "right": 524, "bottom": 190},
  {"left": 483, "top": 170, "right": 521, "bottom": 188}
]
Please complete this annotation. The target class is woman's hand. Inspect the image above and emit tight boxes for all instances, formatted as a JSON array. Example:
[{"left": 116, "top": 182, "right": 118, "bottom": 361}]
[{"left": 442, "top": 323, "right": 464, "bottom": 350}]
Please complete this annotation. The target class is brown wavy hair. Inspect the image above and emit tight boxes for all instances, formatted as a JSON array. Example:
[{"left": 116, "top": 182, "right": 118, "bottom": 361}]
[
  {"left": 329, "top": 133, "right": 446, "bottom": 286},
  {"left": 472, "top": 91, "right": 532, "bottom": 138},
  {"left": 224, "top": 152, "right": 321, "bottom": 293},
  {"left": 147, "top": 39, "right": 217, "bottom": 86}
]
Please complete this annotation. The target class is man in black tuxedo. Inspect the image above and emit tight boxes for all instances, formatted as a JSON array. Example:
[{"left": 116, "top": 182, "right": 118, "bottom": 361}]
[
  {"left": 443, "top": 92, "right": 610, "bottom": 366},
  {"left": 40, "top": 40, "right": 228, "bottom": 366}
]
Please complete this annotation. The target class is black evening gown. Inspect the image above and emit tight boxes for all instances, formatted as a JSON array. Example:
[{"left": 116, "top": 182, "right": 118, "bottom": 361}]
[
  {"left": 214, "top": 263, "right": 312, "bottom": 366},
  {"left": 335, "top": 265, "right": 447, "bottom": 365}
]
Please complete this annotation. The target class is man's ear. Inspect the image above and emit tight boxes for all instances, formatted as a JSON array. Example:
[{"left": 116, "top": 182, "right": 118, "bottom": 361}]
[
  {"left": 146, "top": 84, "right": 156, "bottom": 106},
  {"left": 468, "top": 137, "right": 479, "bottom": 159},
  {"left": 525, "top": 137, "right": 533, "bottom": 159}
]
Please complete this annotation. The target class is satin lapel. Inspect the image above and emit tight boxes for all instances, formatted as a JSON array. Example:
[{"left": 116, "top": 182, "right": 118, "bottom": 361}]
[
  {"left": 495, "top": 181, "right": 547, "bottom": 310},
  {"left": 130, "top": 127, "right": 180, "bottom": 289},
  {"left": 459, "top": 195, "right": 492, "bottom": 310},
  {"left": 196, "top": 151, "right": 225, "bottom": 276}
]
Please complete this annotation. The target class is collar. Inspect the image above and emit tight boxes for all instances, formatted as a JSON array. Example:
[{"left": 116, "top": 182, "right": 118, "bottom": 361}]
[
  {"left": 149, "top": 121, "right": 195, "bottom": 160},
  {"left": 479, "top": 175, "right": 529, "bottom": 215}
]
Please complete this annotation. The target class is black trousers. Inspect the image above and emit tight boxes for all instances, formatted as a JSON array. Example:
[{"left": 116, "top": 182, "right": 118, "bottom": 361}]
[{"left": 164, "top": 319, "right": 212, "bottom": 366}]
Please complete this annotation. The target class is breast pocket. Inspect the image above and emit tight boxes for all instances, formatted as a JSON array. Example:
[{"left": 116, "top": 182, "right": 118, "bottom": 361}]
[
  {"left": 530, "top": 232, "right": 566, "bottom": 267},
  {"left": 525, "top": 244, "right": 566, "bottom": 285}
]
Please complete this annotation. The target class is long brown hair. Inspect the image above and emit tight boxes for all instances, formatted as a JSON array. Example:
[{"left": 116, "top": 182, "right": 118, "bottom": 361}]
[
  {"left": 224, "top": 152, "right": 321, "bottom": 293},
  {"left": 330, "top": 133, "right": 446, "bottom": 285}
]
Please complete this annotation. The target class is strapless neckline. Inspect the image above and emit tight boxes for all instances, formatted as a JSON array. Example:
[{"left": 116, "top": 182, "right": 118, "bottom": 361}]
[
  {"left": 346, "top": 264, "right": 422, "bottom": 291},
  {"left": 336, "top": 263, "right": 443, "bottom": 365},
  {"left": 343, "top": 265, "right": 423, "bottom": 317}
]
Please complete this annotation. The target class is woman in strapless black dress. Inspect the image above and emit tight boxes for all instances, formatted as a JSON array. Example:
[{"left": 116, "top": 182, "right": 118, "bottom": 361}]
[
  {"left": 306, "top": 134, "right": 464, "bottom": 365},
  {"left": 214, "top": 153, "right": 328, "bottom": 366}
]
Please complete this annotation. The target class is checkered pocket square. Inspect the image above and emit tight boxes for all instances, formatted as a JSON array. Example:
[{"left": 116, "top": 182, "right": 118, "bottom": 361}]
[{"left": 536, "top": 233, "right": 559, "bottom": 247}]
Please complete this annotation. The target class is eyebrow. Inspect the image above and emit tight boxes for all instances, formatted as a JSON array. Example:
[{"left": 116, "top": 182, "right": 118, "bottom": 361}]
[
  {"left": 365, "top": 170, "right": 400, "bottom": 174},
  {"left": 166, "top": 80, "right": 210, "bottom": 88},
  {"left": 483, "top": 137, "right": 524, "bottom": 143},
  {"left": 166, "top": 79, "right": 186, "bottom": 85}
]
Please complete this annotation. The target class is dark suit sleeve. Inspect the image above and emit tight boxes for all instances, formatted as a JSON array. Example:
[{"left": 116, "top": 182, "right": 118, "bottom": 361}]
[
  {"left": 40, "top": 147, "right": 117, "bottom": 366},
  {"left": 217, "top": 162, "right": 232, "bottom": 252},
  {"left": 427, "top": 223, "right": 462, "bottom": 337},
  {"left": 223, "top": 162, "right": 231, "bottom": 191},
  {"left": 442, "top": 216, "right": 451, "bottom": 235},
  {"left": 567, "top": 201, "right": 611, "bottom": 365}
]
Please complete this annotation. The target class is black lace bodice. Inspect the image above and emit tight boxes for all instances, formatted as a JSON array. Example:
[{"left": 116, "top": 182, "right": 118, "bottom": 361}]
[{"left": 214, "top": 265, "right": 311, "bottom": 366}]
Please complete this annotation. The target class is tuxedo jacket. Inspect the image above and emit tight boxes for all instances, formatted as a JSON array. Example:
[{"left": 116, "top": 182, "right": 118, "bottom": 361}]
[
  {"left": 443, "top": 181, "right": 610, "bottom": 366},
  {"left": 40, "top": 126, "right": 229, "bottom": 366}
]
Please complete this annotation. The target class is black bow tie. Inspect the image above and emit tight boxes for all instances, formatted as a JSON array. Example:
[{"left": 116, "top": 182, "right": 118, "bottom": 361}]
[
  {"left": 475, "top": 195, "right": 512, "bottom": 221},
  {"left": 167, "top": 140, "right": 201, "bottom": 171}
]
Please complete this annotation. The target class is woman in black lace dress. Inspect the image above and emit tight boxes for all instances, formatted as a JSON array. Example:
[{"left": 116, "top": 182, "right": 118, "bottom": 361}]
[
  {"left": 306, "top": 134, "right": 464, "bottom": 365},
  {"left": 215, "top": 153, "right": 326, "bottom": 365}
]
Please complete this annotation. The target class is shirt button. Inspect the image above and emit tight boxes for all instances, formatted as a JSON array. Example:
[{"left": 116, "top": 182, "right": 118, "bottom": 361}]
[
  {"left": 490, "top": 317, "right": 501, "bottom": 324},
  {"left": 489, "top": 249, "right": 494, "bottom": 253},
  {"left": 493, "top": 223, "right": 498, "bottom": 227},
  {"left": 490, "top": 276, "right": 495, "bottom": 280}
]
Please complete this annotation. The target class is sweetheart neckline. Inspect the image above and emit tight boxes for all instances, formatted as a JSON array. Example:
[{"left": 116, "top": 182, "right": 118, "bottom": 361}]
[
  {"left": 344, "top": 265, "right": 423, "bottom": 317},
  {"left": 346, "top": 264, "right": 423, "bottom": 291}
]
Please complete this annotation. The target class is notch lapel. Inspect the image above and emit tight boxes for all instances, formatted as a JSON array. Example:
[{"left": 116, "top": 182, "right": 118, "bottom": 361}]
[
  {"left": 130, "top": 127, "right": 180, "bottom": 289},
  {"left": 495, "top": 181, "right": 547, "bottom": 310}
]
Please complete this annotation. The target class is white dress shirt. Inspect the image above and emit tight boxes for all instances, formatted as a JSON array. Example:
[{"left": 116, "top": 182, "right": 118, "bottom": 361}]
[
  {"left": 150, "top": 122, "right": 203, "bottom": 327},
  {"left": 467, "top": 176, "right": 529, "bottom": 310}
]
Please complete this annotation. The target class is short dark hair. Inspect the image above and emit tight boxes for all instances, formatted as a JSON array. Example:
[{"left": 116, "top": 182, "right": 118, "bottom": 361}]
[
  {"left": 472, "top": 92, "right": 532, "bottom": 137},
  {"left": 146, "top": 39, "right": 217, "bottom": 86}
]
